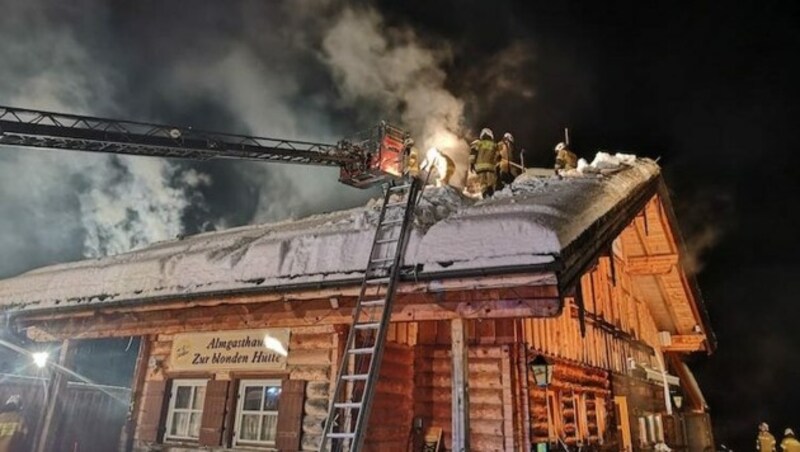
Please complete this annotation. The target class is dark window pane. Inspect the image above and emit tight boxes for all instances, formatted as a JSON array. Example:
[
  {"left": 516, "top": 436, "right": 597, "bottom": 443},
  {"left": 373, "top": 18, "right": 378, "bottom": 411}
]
[
  {"left": 263, "top": 386, "right": 281, "bottom": 411},
  {"left": 175, "top": 386, "right": 192, "bottom": 409},
  {"left": 243, "top": 386, "right": 262, "bottom": 411}
]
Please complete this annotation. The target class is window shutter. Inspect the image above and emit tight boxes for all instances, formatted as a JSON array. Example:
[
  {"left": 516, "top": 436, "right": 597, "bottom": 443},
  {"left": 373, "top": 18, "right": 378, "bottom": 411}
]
[
  {"left": 199, "top": 379, "right": 231, "bottom": 446},
  {"left": 275, "top": 379, "right": 306, "bottom": 451},
  {"left": 137, "top": 380, "right": 168, "bottom": 443}
]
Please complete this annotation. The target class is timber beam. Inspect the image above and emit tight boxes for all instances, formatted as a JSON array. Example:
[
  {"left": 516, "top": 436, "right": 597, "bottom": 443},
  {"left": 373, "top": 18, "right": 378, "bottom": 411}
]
[
  {"left": 662, "top": 334, "right": 706, "bottom": 352},
  {"left": 626, "top": 254, "right": 679, "bottom": 275},
  {"left": 24, "top": 293, "right": 561, "bottom": 341}
]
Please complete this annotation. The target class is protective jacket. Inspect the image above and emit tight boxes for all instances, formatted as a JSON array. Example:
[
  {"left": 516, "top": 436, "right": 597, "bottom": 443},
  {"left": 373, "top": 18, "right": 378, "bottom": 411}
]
[
  {"left": 497, "top": 140, "right": 521, "bottom": 181},
  {"left": 781, "top": 436, "right": 800, "bottom": 452},
  {"left": 555, "top": 147, "right": 578, "bottom": 171},
  {"left": 0, "top": 411, "right": 26, "bottom": 452},
  {"left": 405, "top": 145, "right": 422, "bottom": 177},
  {"left": 470, "top": 139, "right": 498, "bottom": 173},
  {"left": 759, "top": 431, "right": 777, "bottom": 451}
]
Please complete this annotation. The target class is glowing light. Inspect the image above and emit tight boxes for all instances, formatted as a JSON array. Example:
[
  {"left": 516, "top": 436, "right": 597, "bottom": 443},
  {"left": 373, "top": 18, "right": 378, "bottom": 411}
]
[
  {"left": 32, "top": 352, "right": 49, "bottom": 369},
  {"left": 263, "top": 336, "right": 288, "bottom": 357}
]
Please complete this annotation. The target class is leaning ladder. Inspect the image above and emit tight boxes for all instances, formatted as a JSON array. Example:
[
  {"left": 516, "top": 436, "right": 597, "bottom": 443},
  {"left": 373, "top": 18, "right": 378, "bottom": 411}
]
[{"left": 319, "top": 178, "right": 422, "bottom": 452}]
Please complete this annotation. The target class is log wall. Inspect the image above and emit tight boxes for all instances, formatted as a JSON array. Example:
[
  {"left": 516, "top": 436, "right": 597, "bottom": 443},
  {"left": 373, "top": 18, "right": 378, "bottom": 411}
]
[
  {"left": 414, "top": 344, "right": 514, "bottom": 451},
  {"left": 132, "top": 325, "right": 341, "bottom": 451}
]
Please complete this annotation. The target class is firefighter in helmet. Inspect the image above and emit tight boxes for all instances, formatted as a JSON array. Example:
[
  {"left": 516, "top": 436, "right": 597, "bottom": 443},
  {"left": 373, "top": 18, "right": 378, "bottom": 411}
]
[
  {"left": 0, "top": 395, "right": 27, "bottom": 452},
  {"left": 469, "top": 128, "right": 499, "bottom": 198},
  {"left": 403, "top": 137, "right": 422, "bottom": 178},
  {"left": 554, "top": 141, "right": 578, "bottom": 173},
  {"left": 496, "top": 132, "right": 521, "bottom": 187},
  {"left": 758, "top": 422, "right": 777, "bottom": 451},
  {"left": 781, "top": 428, "right": 800, "bottom": 452}
]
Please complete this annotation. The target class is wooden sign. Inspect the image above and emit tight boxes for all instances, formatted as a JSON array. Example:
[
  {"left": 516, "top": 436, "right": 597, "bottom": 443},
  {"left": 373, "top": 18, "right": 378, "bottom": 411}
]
[
  {"left": 170, "top": 329, "right": 290, "bottom": 371},
  {"left": 422, "top": 426, "right": 443, "bottom": 452}
]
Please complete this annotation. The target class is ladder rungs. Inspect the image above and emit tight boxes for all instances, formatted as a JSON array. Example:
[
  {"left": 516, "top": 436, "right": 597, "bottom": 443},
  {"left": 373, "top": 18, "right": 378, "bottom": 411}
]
[
  {"left": 342, "top": 374, "right": 369, "bottom": 381},
  {"left": 354, "top": 322, "right": 381, "bottom": 330},
  {"left": 349, "top": 347, "right": 375, "bottom": 355},
  {"left": 370, "top": 257, "right": 394, "bottom": 263},
  {"left": 376, "top": 238, "right": 398, "bottom": 244},
  {"left": 334, "top": 402, "right": 363, "bottom": 409},
  {"left": 385, "top": 201, "right": 408, "bottom": 207},
  {"left": 388, "top": 184, "right": 411, "bottom": 192},
  {"left": 327, "top": 432, "right": 356, "bottom": 439},
  {"left": 365, "top": 277, "right": 390, "bottom": 285},
  {"left": 380, "top": 219, "right": 404, "bottom": 226},
  {"left": 360, "top": 299, "right": 385, "bottom": 307}
]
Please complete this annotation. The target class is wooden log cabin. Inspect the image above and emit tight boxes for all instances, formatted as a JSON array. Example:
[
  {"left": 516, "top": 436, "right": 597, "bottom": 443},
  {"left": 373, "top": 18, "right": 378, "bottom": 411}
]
[{"left": 0, "top": 158, "right": 715, "bottom": 451}]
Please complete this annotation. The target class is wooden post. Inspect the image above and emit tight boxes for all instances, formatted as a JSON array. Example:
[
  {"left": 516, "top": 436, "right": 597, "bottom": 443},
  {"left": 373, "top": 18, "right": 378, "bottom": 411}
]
[
  {"left": 451, "top": 318, "right": 470, "bottom": 452},
  {"left": 35, "top": 339, "right": 72, "bottom": 452}
]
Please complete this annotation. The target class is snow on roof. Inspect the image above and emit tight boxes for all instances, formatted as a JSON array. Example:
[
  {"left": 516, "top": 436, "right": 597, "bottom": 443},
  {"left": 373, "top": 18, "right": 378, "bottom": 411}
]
[{"left": 0, "top": 154, "right": 660, "bottom": 313}]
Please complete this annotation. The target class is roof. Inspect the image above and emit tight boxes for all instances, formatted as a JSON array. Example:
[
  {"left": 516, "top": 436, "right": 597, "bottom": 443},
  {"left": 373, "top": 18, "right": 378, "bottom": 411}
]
[{"left": 0, "top": 154, "right": 661, "bottom": 314}]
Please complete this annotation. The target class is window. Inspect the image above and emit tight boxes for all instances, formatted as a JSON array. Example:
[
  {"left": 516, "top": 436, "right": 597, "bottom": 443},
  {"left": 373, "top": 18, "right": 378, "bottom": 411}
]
[
  {"left": 165, "top": 379, "right": 207, "bottom": 441},
  {"left": 234, "top": 379, "right": 282, "bottom": 447}
]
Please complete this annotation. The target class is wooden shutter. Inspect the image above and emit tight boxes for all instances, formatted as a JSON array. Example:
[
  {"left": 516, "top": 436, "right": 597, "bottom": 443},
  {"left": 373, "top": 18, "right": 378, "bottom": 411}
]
[
  {"left": 137, "top": 380, "right": 168, "bottom": 443},
  {"left": 199, "top": 379, "right": 231, "bottom": 446},
  {"left": 275, "top": 379, "right": 306, "bottom": 451}
]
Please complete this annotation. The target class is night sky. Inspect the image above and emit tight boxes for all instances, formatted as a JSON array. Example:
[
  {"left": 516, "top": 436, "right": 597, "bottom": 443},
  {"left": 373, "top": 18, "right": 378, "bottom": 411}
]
[{"left": 1, "top": 1, "right": 799, "bottom": 449}]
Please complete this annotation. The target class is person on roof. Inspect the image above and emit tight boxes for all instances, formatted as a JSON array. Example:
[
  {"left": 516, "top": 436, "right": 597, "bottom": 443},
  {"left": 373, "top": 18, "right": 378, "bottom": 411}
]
[
  {"left": 781, "top": 428, "right": 800, "bottom": 451},
  {"left": 496, "top": 132, "right": 521, "bottom": 188},
  {"left": 554, "top": 142, "right": 578, "bottom": 174},
  {"left": 421, "top": 147, "right": 455, "bottom": 188},
  {"left": 0, "top": 395, "right": 27, "bottom": 452},
  {"left": 403, "top": 137, "right": 422, "bottom": 178},
  {"left": 758, "top": 422, "right": 777, "bottom": 451},
  {"left": 470, "top": 128, "right": 499, "bottom": 198}
]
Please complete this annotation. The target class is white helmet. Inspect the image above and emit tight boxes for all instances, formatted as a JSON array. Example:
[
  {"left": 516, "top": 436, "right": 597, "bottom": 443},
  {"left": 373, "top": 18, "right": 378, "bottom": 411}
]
[
  {"left": 503, "top": 132, "right": 514, "bottom": 143},
  {"left": 786, "top": 428, "right": 795, "bottom": 436},
  {"left": 5, "top": 395, "right": 20, "bottom": 407},
  {"left": 554, "top": 142, "right": 567, "bottom": 152},
  {"left": 479, "top": 128, "right": 494, "bottom": 140},
  {"left": 760, "top": 422, "right": 770, "bottom": 432}
]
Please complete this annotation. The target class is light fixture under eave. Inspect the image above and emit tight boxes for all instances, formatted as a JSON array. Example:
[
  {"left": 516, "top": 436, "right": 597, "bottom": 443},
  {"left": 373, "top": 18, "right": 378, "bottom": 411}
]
[
  {"left": 528, "top": 354, "right": 554, "bottom": 387},
  {"left": 32, "top": 352, "right": 49, "bottom": 369}
]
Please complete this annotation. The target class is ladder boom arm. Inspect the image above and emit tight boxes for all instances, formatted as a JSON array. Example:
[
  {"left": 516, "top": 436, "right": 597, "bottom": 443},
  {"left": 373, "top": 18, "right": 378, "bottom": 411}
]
[{"left": 0, "top": 105, "right": 358, "bottom": 166}]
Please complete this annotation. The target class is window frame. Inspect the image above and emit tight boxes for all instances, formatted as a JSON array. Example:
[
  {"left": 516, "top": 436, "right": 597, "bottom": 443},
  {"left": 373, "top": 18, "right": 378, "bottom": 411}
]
[
  {"left": 233, "top": 378, "right": 283, "bottom": 448},
  {"left": 164, "top": 378, "right": 208, "bottom": 443}
]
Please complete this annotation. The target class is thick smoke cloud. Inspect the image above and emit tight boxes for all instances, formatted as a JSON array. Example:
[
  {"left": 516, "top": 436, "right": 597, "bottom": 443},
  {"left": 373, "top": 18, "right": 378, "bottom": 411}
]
[
  {"left": 0, "top": 0, "right": 481, "bottom": 277},
  {"left": 323, "top": 8, "right": 470, "bottom": 185},
  {"left": 0, "top": 0, "right": 212, "bottom": 275}
]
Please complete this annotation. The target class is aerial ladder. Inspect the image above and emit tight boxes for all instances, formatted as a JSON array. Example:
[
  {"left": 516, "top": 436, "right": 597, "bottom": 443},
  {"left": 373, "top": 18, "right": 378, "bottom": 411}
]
[{"left": 0, "top": 105, "right": 422, "bottom": 451}]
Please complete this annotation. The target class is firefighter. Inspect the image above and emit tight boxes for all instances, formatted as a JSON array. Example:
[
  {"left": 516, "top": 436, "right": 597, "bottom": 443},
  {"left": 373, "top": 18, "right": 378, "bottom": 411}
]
[
  {"left": 403, "top": 137, "right": 422, "bottom": 178},
  {"left": 421, "top": 147, "right": 455, "bottom": 188},
  {"left": 554, "top": 141, "right": 578, "bottom": 173},
  {"left": 0, "top": 395, "right": 26, "bottom": 452},
  {"left": 758, "top": 422, "right": 777, "bottom": 452},
  {"left": 497, "top": 132, "right": 521, "bottom": 187},
  {"left": 470, "top": 128, "right": 498, "bottom": 198},
  {"left": 782, "top": 428, "right": 800, "bottom": 451}
]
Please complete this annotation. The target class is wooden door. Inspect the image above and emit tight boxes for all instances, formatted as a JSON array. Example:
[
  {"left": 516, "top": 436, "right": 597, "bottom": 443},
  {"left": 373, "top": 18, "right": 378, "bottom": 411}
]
[{"left": 613, "top": 396, "right": 632, "bottom": 451}]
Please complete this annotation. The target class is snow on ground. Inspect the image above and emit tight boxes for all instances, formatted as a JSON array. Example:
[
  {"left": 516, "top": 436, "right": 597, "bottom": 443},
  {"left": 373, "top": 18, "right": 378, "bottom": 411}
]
[{"left": 0, "top": 153, "right": 659, "bottom": 312}]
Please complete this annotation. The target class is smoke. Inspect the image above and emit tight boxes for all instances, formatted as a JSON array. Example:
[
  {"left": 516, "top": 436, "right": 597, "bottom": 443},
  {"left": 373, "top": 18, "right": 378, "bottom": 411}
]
[
  {"left": 0, "top": 0, "right": 496, "bottom": 278},
  {"left": 0, "top": 0, "right": 211, "bottom": 275},
  {"left": 674, "top": 188, "right": 734, "bottom": 275},
  {"left": 323, "top": 8, "right": 471, "bottom": 186}
]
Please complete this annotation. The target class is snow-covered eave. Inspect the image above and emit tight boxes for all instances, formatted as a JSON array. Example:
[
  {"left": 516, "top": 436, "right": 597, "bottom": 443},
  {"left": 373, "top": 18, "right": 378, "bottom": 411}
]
[{"left": 9, "top": 267, "right": 562, "bottom": 321}]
